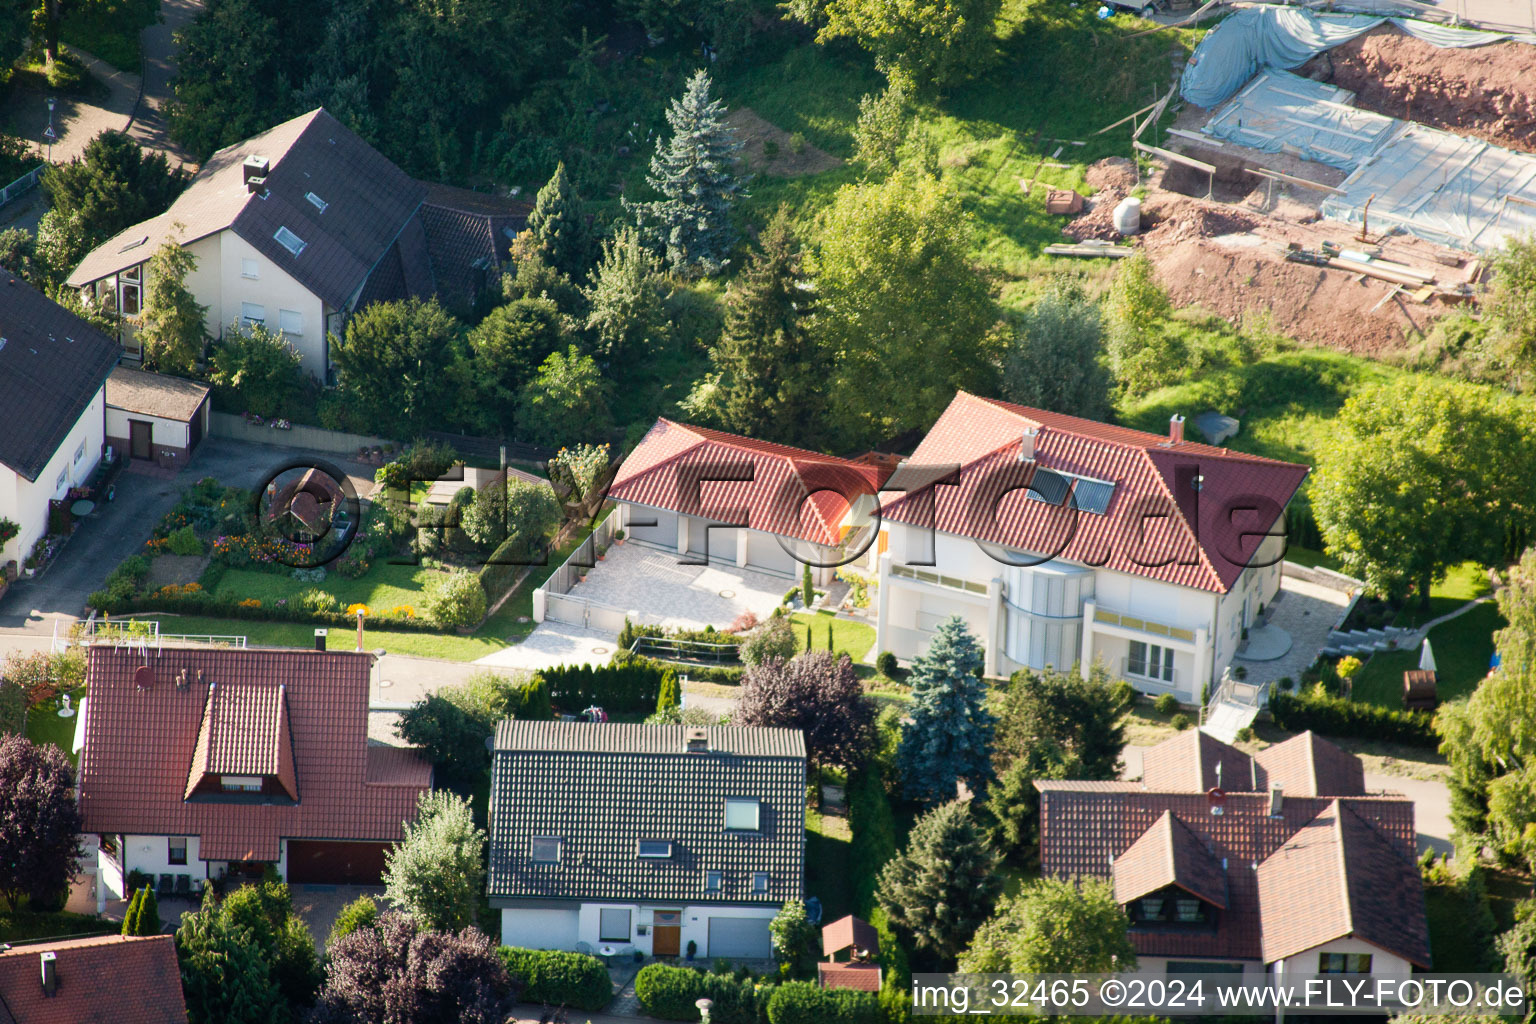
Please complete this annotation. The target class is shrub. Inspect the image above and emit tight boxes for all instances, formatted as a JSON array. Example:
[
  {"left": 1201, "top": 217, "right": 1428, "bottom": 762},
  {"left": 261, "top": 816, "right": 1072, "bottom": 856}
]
[
  {"left": 375, "top": 440, "right": 459, "bottom": 492},
  {"left": 335, "top": 548, "right": 371, "bottom": 578},
  {"left": 1170, "top": 712, "right": 1192, "bottom": 731},
  {"left": 498, "top": 947, "right": 611, "bottom": 1011},
  {"left": 1335, "top": 655, "right": 1364, "bottom": 679},
  {"left": 1236, "top": 725, "right": 1255, "bottom": 742},
  {"left": 633, "top": 964, "right": 764, "bottom": 1024},
  {"left": 875, "top": 651, "right": 898, "bottom": 677},
  {"left": 297, "top": 588, "right": 337, "bottom": 614},
  {"left": 1153, "top": 692, "right": 1179, "bottom": 715},
  {"left": 1269, "top": 686, "right": 1437, "bottom": 747},
  {"left": 1111, "top": 680, "right": 1138, "bottom": 708},
  {"left": 767, "top": 981, "right": 880, "bottom": 1024},
  {"left": 164, "top": 525, "right": 203, "bottom": 556},
  {"left": 425, "top": 570, "right": 487, "bottom": 629},
  {"left": 741, "top": 615, "right": 796, "bottom": 666}
]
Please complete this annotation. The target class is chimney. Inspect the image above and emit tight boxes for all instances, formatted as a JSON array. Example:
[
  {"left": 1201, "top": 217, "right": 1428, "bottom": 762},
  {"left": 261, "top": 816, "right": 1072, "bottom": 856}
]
[
  {"left": 314, "top": 628, "right": 328, "bottom": 652},
  {"left": 242, "top": 155, "right": 270, "bottom": 192},
  {"left": 1019, "top": 427, "right": 1039, "bottom": 462},
  {"left": 1215, "top": 760, "right": 1223, "bottom": 789},
  {"left": 40, "top": 951, "right": 57, "bottom": 997},
  {"left": 356, "top": 609, "right": 365, "bottom": 653},
  {"left": 1269, "top": 786, "right": 1284, "bottom": 817},
  {"left": 684, "top": 727, "right": 709, "bottom": 753},
  {"left": 1169, "top": 414, "right": 1185, "bottom": 444}
]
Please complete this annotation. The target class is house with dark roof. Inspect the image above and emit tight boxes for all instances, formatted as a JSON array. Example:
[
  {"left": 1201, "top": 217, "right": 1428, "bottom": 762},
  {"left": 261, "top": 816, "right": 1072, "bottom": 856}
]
[
  {"left": 608, "top": 419, "right": 887, "bottom": 585},
  {"left": 873, "top": 391, "right": 1311, "bottom": 698},
  {"left": 67, "top": 108, "right": 528, "bottom": 381},
  {"left": 1037, "top": 729, "right": 1431, "bottom": 977},
  {"left": 0, "top": 272, "right": 120, "bottom": 571},
  {"left": 487, "top": 721, "right": 805, "bottom": 959},
  {"left": 0, "top": 934, "right": 187, "bottom": 1023},
  {"left": 78, "top": 646, "right": 431, "bottom": 898}
]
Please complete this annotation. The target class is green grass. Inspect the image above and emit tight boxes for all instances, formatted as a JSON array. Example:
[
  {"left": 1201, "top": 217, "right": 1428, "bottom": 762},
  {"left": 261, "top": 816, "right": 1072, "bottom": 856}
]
[
  {"left": 1283, "top": 545, "right": 1345, "bottom": 573},
  {"left": 806, "top": 791, "right": 855, "bottom": 923},
  {"left": 24, "top": 687, "right": 86, "bottom": 767},
  {"left": 1351, "top": 602, "right": 1503, "bottom": 708},
  {"left": 134, "top": 614, "right": 506, "bottom": 661},
  {"left": 1391, "top": 560, "right": 1492, "bottom": 628},
  {"left": 62, "top": 2, "right": 154, "bottom": 73},
  {"left": 210, "top": 562, "right": 445, "bottom": 615},
  {"left": 791, "top": 612, "right": 876, "bottom": 662}
]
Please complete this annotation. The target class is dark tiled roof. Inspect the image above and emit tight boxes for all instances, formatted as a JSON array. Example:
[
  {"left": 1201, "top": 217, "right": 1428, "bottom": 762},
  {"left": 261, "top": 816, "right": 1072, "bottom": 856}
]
[
  {"left": 488, "top": 721, "right": 805, "bottom": 905},
  {"left": 0, "top": 934, "right": 186, "bottom": 1023},
  {"left": 818, "top": 963, "right": 882, "bottom": 992},
  {"left": 417, "top": 183, "right": 529, "bottom": 310},
  {"left": 0, "top": 274, "right": 119, "bottom": 480},
  {"left": 883, "top": 392, "right": 1311, "bottom": 594},
  {"left": 105, "top": 367, "right": 209, "bottom": 422},
  {"left": 1112, "top": 810, "right": 1228, "bottom": 908},
  {"left": 822, "top": 914, "right": 879, "bottom": 957},
  {"left": 69, "top": 109, "right": 426, "bottom": 311},
  {"left": 1257, "top": 800, "right": 1431, "bottom": 967},
  {"left": 79, "top": 647, "right": 431, "bottom": 862}
]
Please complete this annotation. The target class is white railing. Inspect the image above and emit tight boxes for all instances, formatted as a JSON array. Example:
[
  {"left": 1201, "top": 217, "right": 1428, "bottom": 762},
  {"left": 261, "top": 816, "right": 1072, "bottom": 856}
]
[
  {"left": 0, "top": 165, "right": 44, "bottom": 210},
  {"left": 74, "top": 618, "right": 247, "bottom": 649},
  {"left": 1200, "top": 672, "right": 1270, "bottom": 727}
]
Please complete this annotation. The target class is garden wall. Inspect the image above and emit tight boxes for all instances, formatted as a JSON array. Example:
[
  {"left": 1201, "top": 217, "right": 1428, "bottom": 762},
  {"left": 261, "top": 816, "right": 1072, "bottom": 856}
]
[{"left": 210, "top": 412, "right": 396, "bottom": 456}]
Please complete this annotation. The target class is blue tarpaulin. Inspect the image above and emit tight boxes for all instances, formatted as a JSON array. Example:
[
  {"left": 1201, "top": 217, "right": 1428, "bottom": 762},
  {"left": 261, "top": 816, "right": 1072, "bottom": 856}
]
[{"left": 1180, "top": 7, "right": 1534, "bottom": 108}]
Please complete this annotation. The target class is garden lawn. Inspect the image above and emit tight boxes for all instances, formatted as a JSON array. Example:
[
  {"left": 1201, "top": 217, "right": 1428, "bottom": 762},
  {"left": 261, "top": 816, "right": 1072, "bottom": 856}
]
[
  {"left": 25, "top": 688, "right": 86, "bottom": 768},
  {"left": 791, "top": 612, "right": 875, "bottom": 662},
  {"left": 209, "top": 562, "right": 442, "bottom": 616},
  {"left": 1351, "top": 602, "right": 1503, "bottom": 708},
  {"left": 806, "top": 796, "right": 854, "bottom": 923},
  {"left": 133, "top": 615, "right": 505, "bottom": 661},
  {"left": 1392, "top": 560, "right": 1492, "bottom": 628}
]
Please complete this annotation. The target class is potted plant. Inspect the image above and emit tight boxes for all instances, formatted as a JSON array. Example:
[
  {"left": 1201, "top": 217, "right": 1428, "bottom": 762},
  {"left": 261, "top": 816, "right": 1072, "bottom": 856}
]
[
  {"left": 686, "top": 939, "right": 697, "bottom": 962},
  {"left": 23, "top": 555, "right": 36, "bottom": 577},
  {"left": 614, "top": 529, "right": 626, "bottom": 546}
]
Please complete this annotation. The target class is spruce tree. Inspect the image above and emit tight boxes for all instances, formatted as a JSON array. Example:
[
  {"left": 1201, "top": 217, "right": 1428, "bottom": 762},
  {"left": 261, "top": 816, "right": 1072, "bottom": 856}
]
[
  {"left": 630, "top": 69, "right": 745, "bottom": 277},
  {"left": 875, "top": 800, "right": 1002, "bottom": 960},
  {"left": 121, "top": 887, "right": 143, "bottom": 936},
  {"left": 898, "top": 616, "right": 995, "bottom": 803},
  {"left": 710, "top": 209, "right": 829, "bottom": 446},
  {"left": 137, "top": 886, "right": 162, "bottom": 935},
  {"left": 523, "top": 162, "right": 594, "bottom": 281},
  {"left": 583, "top": 226, "right": 669, "bottom": 363}
]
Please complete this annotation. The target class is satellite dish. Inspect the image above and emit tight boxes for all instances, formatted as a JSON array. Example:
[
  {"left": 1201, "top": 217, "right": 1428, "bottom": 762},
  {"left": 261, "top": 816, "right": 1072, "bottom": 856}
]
[{"left": 133, "top": 665, "right": 155, "bottom": 690}]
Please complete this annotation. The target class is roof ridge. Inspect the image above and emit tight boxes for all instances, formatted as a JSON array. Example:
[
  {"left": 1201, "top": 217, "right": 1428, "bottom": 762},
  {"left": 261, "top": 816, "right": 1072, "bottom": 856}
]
[
  {"left": 1329, "top": 798, "right": 1354, "bottom": 939},
  {"left": 1135, "top": 447, "right": 1228, "bottom": 593}
]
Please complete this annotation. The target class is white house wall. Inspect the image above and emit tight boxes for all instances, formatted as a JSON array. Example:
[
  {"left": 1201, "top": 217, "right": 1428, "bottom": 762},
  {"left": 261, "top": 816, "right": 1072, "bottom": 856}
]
[
  {"left": 500, "top": 907, "right": 581, "bottom": 950},
  {"left": 106, "top": 407, "right": 190, "bottom": 450},
  {"left": 103, "top": 834, "right": 209, "bottom": 899},
  {"left": 500, "top": 902, "right": 780, "bottom": 958},
  {"left": 0, "top": 386, "right": 104, "bottom": 566},
  {"left": 1273, "top": 936, "right": 1413, "bottom": 978},
  {"left": 216, "top": 232, "right": 328, "bottom": 379}
]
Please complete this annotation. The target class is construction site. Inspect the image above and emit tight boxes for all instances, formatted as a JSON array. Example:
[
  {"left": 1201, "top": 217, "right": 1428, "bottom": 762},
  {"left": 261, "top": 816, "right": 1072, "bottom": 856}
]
[{"left": 1054, "top": 3, "right": 1536, "bottom": 353}]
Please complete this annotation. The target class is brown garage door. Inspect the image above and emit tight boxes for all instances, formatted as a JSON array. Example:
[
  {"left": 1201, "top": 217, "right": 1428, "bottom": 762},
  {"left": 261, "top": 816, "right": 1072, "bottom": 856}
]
[{"left": 286, "top": 840, "right": 392, "bottom": 885}]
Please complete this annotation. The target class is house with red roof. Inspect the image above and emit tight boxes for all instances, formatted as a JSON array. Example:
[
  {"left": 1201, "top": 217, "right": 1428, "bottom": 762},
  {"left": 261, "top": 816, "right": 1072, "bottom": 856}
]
[
  {"left": 78, "top": 646, "right": 431, "bottom": 898},
  {"left": 1038, "top": 729, "right": 1430, "bottom": 977},
  {"left": 607, "top": 419, "right": 886, "bottom": 585},
  {"left": 0, "top": 934, "right": 187, "bottom": 1023},
  {"left": 874, "top": 392, "right": 1310, "bottom": 699}
]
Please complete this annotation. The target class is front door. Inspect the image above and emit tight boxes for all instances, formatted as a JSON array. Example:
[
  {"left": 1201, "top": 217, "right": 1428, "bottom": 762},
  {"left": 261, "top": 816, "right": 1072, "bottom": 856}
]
[
  {"left": 652, "top": 910, "right": 681, "bottom": 956},
  {"left": 129, "top": 420, "right": 152, "bottom": 460}
]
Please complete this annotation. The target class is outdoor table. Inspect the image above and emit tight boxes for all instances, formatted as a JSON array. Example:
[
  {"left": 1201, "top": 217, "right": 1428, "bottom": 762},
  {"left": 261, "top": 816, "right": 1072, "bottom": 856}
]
[{"left": 70, "top": 500, "right": 95, "bottom": 517}]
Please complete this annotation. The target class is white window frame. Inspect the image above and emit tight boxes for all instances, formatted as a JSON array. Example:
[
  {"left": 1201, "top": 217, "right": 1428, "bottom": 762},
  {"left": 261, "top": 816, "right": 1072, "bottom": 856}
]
[
  {"left": 1127, "top": 640, "right": 1175, "bottom": 684},
  {"left": 274, "top": 226, "right": 306, "bottom": 256},
  {"left": 278, "top": 309, "right": 305, "bottom": 337},
  {"left": 704, "top": 870, "right": 723, "bottom": 892},
  {"left": 305, "top": 191, "right": 328, "bottom": 213},
  {"left": 724, "top": 798, "right": 760, "bottom": 831},
  {"left": 118, "top": 265, "right": 142, "bottom": 316},
  {"left": 530, "top": 837, "right": 562, "bottom": 864},
  {"left": 637, "top": 840, "right": 673, "bottom": 859},
  {"left": 599, "top": 908, "right": 631, "bottom": 942},
  {"left": 220, "top": 776, "right": 262, "bottom": 792},
  {"left": 241, "top": 258, "right": 260, "bottom": 279},
  {"left": 240, "top": 302, "right": 265, "bottom": 328},
  {"left": 752, "top": 872, "right": 769, "bottom": 894},
  {"left": 55, "top": 466, "right": 66, "bottom": 492},
  {"left": 73, "top": 441, "right": 85, "bottom": 465}
]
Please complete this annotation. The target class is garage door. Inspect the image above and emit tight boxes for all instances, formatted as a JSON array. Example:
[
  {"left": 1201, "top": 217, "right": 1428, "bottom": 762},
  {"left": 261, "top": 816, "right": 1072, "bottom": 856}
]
[
  {"left": 708, "top": 916, "right": 772, "bottom": 959},
  {"left": 626, "top": 505, "right": 678, "bottom": 548},
  {"left": 743, "top": 532, "right": 798, "bottom": 577},
  {"left": 286, "top": 840, "right": 391, "bottom": 884},
  {"left": 501, "top": 907, "right": 580, "bottom": 950}
]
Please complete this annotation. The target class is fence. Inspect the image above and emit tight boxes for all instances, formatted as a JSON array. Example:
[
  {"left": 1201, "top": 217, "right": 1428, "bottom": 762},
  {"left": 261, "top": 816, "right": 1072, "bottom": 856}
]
[
  {"left": 422, "top": 430, "right": 554, "bottom": 465},
  {"left": 0, "top": 165, "right": 43, "bottom": 212},
  {"left": 535, "top": 512, "right": 629, "bottom": 631},
  {"left": 210, "top": 412, "right": 396, "bottom": 457}
]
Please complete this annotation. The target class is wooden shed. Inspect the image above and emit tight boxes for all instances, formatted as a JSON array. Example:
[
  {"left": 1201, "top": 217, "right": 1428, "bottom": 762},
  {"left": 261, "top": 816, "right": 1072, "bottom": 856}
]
[{"left": 1403, "top": 670, "right": 1438, "bottom": 711}]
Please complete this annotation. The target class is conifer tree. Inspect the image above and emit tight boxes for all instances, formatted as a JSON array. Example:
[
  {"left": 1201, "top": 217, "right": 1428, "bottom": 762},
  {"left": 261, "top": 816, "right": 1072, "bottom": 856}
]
[
  {"left": 875, "top": 799, "right": 1001, "bottom": 959},
  {"left": 709, "top": 209, "right": 828, "bottom": 446},
  {"left": 130, "top": 885, "right": 162, "bottom": 936},
  {"left": 523, "top": 162, "right": 594, "bottom": 281},
  {"left": 898, "top": 616, "right": 994, "bottom": 803},
  {"left": 629, "top": 69, "right": 745, "bottom": 277},
  {"left": 121, "top": 887, "right": 143, "bottom": 936},
  {"left": 139, "top": 237, "right": 208, "bottom": 376},
  {"left": 583, "top": 226, "right": 669, "bottom": 362}
]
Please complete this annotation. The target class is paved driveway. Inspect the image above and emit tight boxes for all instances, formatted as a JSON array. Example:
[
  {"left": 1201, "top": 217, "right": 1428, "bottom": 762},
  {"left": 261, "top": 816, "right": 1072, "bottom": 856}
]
[{"left": 563, "top": 542, "right": 790, "bottom": 631}]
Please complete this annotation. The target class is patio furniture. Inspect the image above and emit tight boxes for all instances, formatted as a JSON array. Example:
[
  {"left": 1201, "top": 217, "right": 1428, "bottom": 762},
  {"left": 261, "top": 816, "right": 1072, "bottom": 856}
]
[
  {"left": 158, "top": 873, "right": 175, "bottom": 896},
  {"left": 575, "top": 941, "right": 595, "bottom": 956},
  {"left": 176, "top": 874, "right": 191, "bottom": 896},
  {"left": 1403, "top": 670, "right": 1438, "bottom": 711},
  {"left": 69, "top": 499, "right": 94, "bottom": 517}
]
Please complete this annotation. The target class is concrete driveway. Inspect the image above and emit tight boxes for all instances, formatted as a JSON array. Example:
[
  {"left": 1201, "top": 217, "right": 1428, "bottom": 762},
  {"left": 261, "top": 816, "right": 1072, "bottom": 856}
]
[
  {"left": 0, "top": 437, "right": 376, "bottom": 633},
  {"left": 563, "top": 542, "right": 789, "bottom": 631}
]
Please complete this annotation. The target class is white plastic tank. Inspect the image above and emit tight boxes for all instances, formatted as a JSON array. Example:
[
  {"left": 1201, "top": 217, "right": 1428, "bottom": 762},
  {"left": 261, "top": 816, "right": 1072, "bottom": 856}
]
[{"left": 1112, "top": 196, "right": 1141, "bottom": 236}]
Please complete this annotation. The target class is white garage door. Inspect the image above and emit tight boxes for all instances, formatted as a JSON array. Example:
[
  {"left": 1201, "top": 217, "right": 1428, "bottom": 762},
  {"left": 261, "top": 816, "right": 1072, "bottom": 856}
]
[
  {"left": 744, "top": 532, "right": 799, "bottom": 577},
  {"left": 708, "top": 916, "right": 772, "bottom": 959},
  {"left": 625, "top": 505, "right": 678, "bottom": 549},
  {"left": 501, "top": 907, "right": 580, "bottom": 950}
]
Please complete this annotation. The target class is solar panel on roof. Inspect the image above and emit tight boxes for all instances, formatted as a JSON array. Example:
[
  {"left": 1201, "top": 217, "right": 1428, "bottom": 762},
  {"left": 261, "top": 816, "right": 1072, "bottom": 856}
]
[
  {"left": 1071, "top": 477, "right": 1117, "bottom": 515},
  {"left": 1025, "top": 468, "right": 1070, "bottom": 505}
]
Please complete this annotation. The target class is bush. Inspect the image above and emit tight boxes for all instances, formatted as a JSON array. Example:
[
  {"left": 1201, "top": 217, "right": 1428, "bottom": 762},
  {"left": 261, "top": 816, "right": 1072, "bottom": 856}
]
[
  {"left": 335, "top": 548, "right": 371, "bottom": 578},
  {"left": 741, "top": 615, "right": 796, "bottom": 667},
  {"left": 296, "top": 588, "right": 337, "bottom": 614},
  {"left": 425, "top": 570, "right": 487, "bottom": 628},
  {"left": 1269, "top": 686, "right": 1438, "bottom": 747},
  {"left": 767, "top": 981, "right": 880, "bottom": 1024},
  {"left": 166, "top": 525, "right": 203, "bottom": 556},
  {"left": 1236, "top": 725, "right": 1255, "bottom": 742},
  {"left": 875, "top": 651, "right": 898, "bottom": 677},
  {"left": 1152, "top": 693, "right": 1179, "bottom": 715},
  {"left": 1170, "top": 712, "right": 1192, "bottom": 731},
  {"left": 633, "top": 964, "right": 764, "bottom": 1024},
  {"left": 375, "top": 440, "right": 459, "bottom": 492},
  {"left": 1111, "top": 680, "right": 1138, "bottom": 708},
  {"left": 498, "top": 947, "right": 610, "bottom": 1011}
]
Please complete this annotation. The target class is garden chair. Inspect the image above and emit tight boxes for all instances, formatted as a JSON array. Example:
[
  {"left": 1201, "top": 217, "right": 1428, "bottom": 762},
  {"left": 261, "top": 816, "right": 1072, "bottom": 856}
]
[
  {"left": 158, "top": 874, "right": 175, "bottom": 896},
  {"left": 176, "top": 875, "right": 191, "bottom": 896}
]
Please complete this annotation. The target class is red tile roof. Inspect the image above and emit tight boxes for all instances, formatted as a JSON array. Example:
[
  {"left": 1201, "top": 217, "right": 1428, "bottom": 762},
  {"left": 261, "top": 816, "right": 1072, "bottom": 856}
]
[
  {"left": 79, "top": 648, "right": 431, "bottom": 863},
  {"left": 1039, "top": 731, "right": 1427, "bottom": 966},
  {"left": 1112, "top": 810, "right": 1228, "bottom": 908},
  {"left": 610, "top": 419, "right": 887, "bottom": 548},
  {"left": 184, "top": 682, "right": 298, "bottom": 801},
  {"left": 1142, "top": 730, "right": 1258, "bottom": 793},
  {"left": 1253, "top": 731, "right": 1366, "bottom": 797},
  {"left": 1256, "top": 800, "right": 1431, "bottom": 967},
  {"left": 0, "top": 934, "right": 186, "bottom": 1024},
  {"left": 882, "top": 392, "right": 1310, "bottom": 593},
  {"left": 818, "top": 963, "right": 882, "bottom": 992},
  {"left": 822, "top": 915, "right": 880, "bottom": 957}
]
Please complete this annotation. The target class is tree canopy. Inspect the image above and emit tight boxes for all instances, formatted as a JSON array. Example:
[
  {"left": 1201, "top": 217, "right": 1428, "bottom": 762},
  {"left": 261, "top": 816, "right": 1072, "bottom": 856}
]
[
  {"left": 0, "top": 735, "right": 82, "bottom": 911},
  {"left": 41, "top": 131, "right": 186, "bottom": 253},
  {"left": 898, "top": 616, "right": 995, "bottom": 803},
  {"left": 959, "top": 877, "right": 1136, "bottom": 973},
  {"left": 734, "top": 650, "right": 876, "bottom": 768},
  {"left": 137, "top": 238, "right": 208, "bottom": 375},
  {"left": 383, "top": 791, "right": 487, "bottom": 932},
  {"left": 814, "top": 0, "right": 1001, "bottom": 94},
  {"left": 516, "top": 344, "right": 612, "bottom": 446},
  {"left": 331, "top": 298, "right": 471, "bottom": 432},
  {"left": 875, "top": 799, "right": 1001, "bottom": 961},
  {"left": 1000, "top": 281, "right": 1113, "bottom": 422}
]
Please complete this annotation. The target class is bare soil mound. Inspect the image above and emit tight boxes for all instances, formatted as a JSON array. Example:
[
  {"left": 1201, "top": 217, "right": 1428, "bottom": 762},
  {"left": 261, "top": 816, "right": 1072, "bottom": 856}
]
[
  {"left": 726, "top": 107, "right": 842, "bottom": 177},
  {"left": 1302, "top": 26, "right": 1536, "bottom": 152},
  {"left": 1064, "top": 157, "right": 1139, "bottom": 240}
]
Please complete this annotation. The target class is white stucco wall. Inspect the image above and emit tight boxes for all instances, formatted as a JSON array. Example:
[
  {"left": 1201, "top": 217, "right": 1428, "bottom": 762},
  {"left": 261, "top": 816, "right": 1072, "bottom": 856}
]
[
  {"left": 106, "top": 407, "right": 190, "bottom": 449},
  {"left": 104, "top": 834, "right": 209, "bottom": 899},
  {"left": 501, "top": 907, "right": 582, "bottom": 950},
  {"left": 500, "top": 902, "right": 781, "bottom": 958},
  {"left": 216, "top": 233, "right": 328, "bottom": 379},
  {"left": 0, "top": 386, "right": 104, "bottom": 567},
  {"left": 1273, "top": 936, "right": 1414, "bottom": 978}
]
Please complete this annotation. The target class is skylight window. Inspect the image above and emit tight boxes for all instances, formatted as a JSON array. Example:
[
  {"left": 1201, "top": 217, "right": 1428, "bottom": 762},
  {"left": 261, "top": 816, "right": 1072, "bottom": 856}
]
[
  {"left": 274, "top": 226, "right": 307, "bottom": 256},
  {"left": 637, "top": 840, "right": 674, "bottom": 859},
  {"left": 118, "top": 235, "right": 148, "bottom": 253},
  {"left": 725, "top": 798, "right": 760, "bottom": 831},
  {"left": 305, "top": 191, "right": 328, "bottom": 213}
]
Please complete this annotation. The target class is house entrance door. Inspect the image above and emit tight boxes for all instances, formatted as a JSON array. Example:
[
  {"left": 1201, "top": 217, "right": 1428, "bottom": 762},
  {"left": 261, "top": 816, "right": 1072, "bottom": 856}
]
[
  {"left": 129, "top": 420, "right": 152, "bottom": 460},
  {"left": 652, "top": 910, "right": 681, "bottom": 956}
]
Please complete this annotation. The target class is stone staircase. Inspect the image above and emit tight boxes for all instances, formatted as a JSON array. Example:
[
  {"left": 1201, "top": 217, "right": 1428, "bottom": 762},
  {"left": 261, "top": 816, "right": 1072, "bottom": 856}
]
[
  {"left": 1201, "top": 700, "right": 1260, "bottom": 744},
  {"left": 1322, "top": 626, "right": 1415, "bottom": 657}
]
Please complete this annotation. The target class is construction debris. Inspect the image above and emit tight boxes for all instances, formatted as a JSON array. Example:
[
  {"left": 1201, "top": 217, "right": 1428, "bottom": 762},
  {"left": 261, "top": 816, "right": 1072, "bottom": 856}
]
[
  {"left": 1043, "top": 242, "right": 1133, "bottom": 258},
  {"left": 1045, "top": 190, "right": 1085, "bottom": 214}
]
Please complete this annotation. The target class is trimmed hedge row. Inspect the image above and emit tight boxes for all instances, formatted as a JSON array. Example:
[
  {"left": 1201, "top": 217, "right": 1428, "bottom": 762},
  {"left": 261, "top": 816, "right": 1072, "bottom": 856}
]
[
  {"left": 633, "top": 965, "right": 766, "bottom": 1024},
  {"left": 497, "top": 947, "right": 610, "bottom": 1011},
  {"left": 1269, "top": 687, "right": 1438, "bottom": 747},
  {"left": 767, "top": 981, "right": 880, "bottom": 1024},
  {"left": 85, "top": 593, "right": 445, "bottom": 633},
  {"left": 537, "top": 660, "right": 671, "bottom": 714}
]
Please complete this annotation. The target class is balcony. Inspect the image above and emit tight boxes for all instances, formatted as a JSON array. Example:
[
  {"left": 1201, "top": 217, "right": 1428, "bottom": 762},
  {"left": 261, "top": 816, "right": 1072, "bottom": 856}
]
[
  {"left": 889, "top": 563, "right": 989, "bottom": 597},
  {"left": 1093, "top": 606, "right": 1197, "bottom": 644}
]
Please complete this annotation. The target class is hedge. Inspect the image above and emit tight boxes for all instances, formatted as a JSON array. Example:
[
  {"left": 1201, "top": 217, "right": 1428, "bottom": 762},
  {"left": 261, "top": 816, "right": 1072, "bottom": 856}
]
[
  {"left": 497, "top": 947, "right": 610, "bottom": 1011},
  {"left": 767, "top": 981, "right": 880, "bottom": 1024},
  {"left": 633, "top": 964, "right": 766, "bottom": 1024},
  {"left": 1269, "top": 687, "right": 1437, "bottom": 747},
  {"left": 611, "top": 650, "right": 744, "bottom": 684},
  {"left": 84, "top": 593, "right": 447, "bottom": 633},
  {"left": 535, "top": 661, "right": 672, "bottom": 714}
]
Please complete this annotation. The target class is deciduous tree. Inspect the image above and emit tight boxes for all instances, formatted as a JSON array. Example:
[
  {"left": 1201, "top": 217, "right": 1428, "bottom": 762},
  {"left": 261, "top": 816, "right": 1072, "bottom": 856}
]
[
  {"left": 735, "top": 650, "right": 876, "bottom": 769},
  {"left": 396, "top": 694, "right": 491, "bottom": 788},
  {"left": 467, "top": 297, "right": 572, "bottom": 435},
  {"left": 138, "top": 238, "right": 208, "bottom": 376},
  {"left": 1489, "top": 233, "right": 1536, "bottom": 383},
  {"left": 383, "top": 791, "right": 486, "bottom": 932},
  {"left": 516, "top": 345, "right": 612, "bottom": 446},
  {"left": 583, "top": 226, "right": 670, "bottom": 362},
  {"left": 814, "top": 0, "right": 1001, "bottom": 94},
  {"left": 898, "top": 617, "right": 994, "bottom": 803},
  {"left": 1000, "top": 281, "right": 1113, "bottom": 421},
  {"left": 959, "top": 877, "right": 1136, "bottom": 973},
  {"left": 460, "top": 476, "right": 561, "bottom": 554},
  {"left": 0, "top": 735, "right": 82, "bottom": 910},
  {"left": 1103, "top": 251, "right": 1182, "bottom": 395},
  {"left": 769, "top": 899, "right": 820, "bottom": 979},
  {"left": 875, "top": 800, "right": 1001, "bottom": 961},
  {"left": 331, "top": 298, "right": 471, "bottom": 433},
  {"left": 207, "top": 323, "right": 306, "bottom": 417},
  {"left": 168, "top": 0, "right": 289, "bottom": 161}
]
